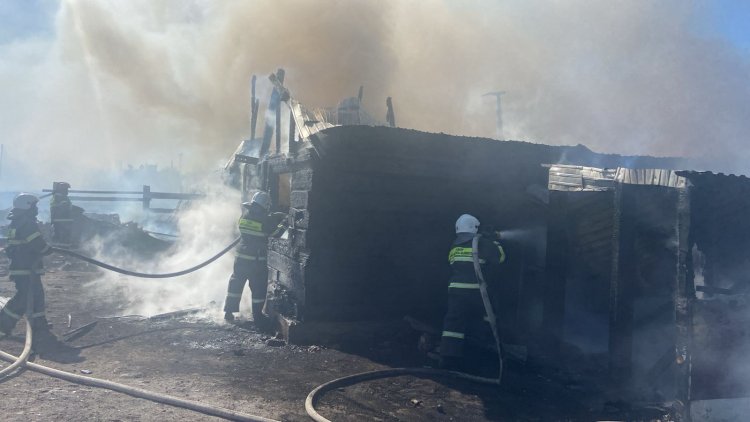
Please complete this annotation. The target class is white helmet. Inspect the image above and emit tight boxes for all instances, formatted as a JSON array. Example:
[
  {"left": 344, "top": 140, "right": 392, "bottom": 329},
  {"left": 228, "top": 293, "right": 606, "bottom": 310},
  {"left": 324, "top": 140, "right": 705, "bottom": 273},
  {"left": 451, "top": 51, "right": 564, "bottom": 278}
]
[
  {"left": 455, "top": 214, "right": 480, "bottom": 234},
  {"left": 251, "top": 191, "right": 271, "bottom": 211},
  {"left": 13, "top": 193, "right": 39, "bottom": 210}
]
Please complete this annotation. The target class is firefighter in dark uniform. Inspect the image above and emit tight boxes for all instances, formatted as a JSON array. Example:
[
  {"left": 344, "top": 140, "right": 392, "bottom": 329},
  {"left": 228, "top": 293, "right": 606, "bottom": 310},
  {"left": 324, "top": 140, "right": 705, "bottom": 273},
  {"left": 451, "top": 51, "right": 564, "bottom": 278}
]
[
  {"left": 440, "top": 214, "right": 505, "bottom": 370},
  {"left": 50, "top": 182, "right": 74, "bottom": 246},
  {"left": 0, "top": 194, "right": 54, "bottom": 341},
  {"left": 223, "top": 191, "right": 286, "bottom": 327}
]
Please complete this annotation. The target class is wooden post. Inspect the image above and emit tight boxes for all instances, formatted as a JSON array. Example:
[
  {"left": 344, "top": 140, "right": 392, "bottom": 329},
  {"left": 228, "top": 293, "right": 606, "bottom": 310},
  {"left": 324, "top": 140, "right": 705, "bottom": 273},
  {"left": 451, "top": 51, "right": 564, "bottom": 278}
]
[
  {"left": 275, "top": 68, "right": 285, "bottom": 154},
  {"left": 288, "top": 108, "right": 296, "bottom": 154},
  {"left": 261, "top": 69, "right": 285, "bottom": 157},
  {"left": 250, "top": 75, "right": 258, "bottom": 141},
  {"left": 386, "top": 97, "right": 396, "bottom": 127},
  {"left": 143, "top": 185, "right": 151, "bottom": 210}
]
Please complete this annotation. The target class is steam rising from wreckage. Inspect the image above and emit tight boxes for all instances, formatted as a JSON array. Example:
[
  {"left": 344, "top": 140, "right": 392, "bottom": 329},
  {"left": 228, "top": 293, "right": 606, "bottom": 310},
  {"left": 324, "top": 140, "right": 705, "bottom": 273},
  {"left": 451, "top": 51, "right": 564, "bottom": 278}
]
[
  {"left": 4, "top": 70, "right": 750, "bottom": 420},
  {"left": 226, "top": 71, "right": 750, "bottom": 420}
]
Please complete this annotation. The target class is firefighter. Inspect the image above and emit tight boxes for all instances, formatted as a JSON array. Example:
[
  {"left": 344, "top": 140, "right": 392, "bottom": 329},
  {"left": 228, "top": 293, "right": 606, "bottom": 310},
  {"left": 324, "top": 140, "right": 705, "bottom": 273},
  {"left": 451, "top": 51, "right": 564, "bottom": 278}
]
[
  {"left": 223, "top": 191, "right": 286, "bottom": 328},
  {"left": 0, "top": 194, "right": 54, "bottom": 343},
  {"left": 50, "top": 182, "right": 74, "bottom": 247},
  {"left": 439, "top": 214, "right": 505, "bottom": 371}
]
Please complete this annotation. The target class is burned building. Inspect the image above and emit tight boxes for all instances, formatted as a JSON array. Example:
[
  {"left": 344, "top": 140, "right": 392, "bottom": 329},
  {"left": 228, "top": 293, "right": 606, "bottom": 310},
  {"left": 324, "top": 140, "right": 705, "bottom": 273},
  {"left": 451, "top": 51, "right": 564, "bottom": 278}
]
[
  {"left": 546, "top": 165, "right": 750, "bottom": 416},
  {"left": 227, "top": 74, "right": 750, "bottom": 417},
  {"left": 233, "top": 104, "right": 685, "bottom": 344}
]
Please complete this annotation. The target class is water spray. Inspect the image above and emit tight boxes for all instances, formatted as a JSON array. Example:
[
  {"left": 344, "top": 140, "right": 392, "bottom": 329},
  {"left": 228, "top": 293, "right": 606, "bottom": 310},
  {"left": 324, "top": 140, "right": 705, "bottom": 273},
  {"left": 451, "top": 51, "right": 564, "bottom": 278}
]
[{"left": 497, "top": 227, "right": 544, "bottom": 243}]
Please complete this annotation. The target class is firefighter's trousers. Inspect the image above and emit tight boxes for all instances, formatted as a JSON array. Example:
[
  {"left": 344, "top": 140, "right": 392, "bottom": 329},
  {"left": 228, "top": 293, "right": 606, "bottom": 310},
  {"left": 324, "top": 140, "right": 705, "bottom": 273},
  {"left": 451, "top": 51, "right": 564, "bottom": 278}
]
[
  {"left": 0, "top": 275, "right": 48, "bottom": 334},
  {"left": 440, "top": 285, "right": 492, "bottom": 358},
  {"left": 52, "top": 221, "right": 73, "bottom": 246},
  {"left": 223, "top": 257, "right": 268, "bottom": 318}
]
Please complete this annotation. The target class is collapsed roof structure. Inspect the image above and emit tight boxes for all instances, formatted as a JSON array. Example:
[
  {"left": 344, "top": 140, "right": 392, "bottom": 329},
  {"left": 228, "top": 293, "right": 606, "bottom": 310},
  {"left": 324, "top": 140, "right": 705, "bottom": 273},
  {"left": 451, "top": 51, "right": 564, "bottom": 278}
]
[{"left": 226, "top": 70, "right": 750, "bottom": 418}]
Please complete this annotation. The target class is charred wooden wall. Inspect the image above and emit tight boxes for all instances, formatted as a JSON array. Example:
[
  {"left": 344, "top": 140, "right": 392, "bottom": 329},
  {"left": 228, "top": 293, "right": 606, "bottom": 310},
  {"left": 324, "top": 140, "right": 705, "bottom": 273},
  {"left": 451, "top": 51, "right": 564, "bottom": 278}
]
[
  {"left": 545, "top": 183, "right": 688, "bottom": 403},
  {"left": 686, "top": 173, "right": 750, "bottom": 401},
  {"left": 261, "top": 125, "right": 686, "bottom": 344}
]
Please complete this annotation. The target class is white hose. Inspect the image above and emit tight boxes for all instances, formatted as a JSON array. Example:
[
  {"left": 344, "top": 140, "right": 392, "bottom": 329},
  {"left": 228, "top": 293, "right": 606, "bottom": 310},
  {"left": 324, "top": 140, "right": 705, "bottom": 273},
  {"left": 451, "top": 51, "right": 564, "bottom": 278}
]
[
  {"left": 0, "top": 323, "right": 279, "bottom": 422},
  {"left": 0, "top": 291, "right": 33, "bottom": 380},
  {"left": 471, "top": 234, "right": 504, "bottom": 383}
]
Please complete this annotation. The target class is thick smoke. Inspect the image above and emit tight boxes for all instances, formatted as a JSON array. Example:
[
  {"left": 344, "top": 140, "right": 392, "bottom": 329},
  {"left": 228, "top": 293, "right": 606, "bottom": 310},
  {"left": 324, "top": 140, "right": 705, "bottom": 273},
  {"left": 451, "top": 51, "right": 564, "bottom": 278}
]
[{"left": 2, "top": 0, "right": 750, "bottom": 192}]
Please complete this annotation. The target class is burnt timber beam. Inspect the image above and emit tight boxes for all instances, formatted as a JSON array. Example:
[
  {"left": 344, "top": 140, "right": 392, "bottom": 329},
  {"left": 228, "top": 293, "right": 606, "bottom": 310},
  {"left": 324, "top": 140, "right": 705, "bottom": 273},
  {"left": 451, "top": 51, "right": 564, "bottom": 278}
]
[
  {"left": 386, "top": 97, "right": 395, "bottom": 127},
  {"left": 275, "top": 69, "right": 285, "bottom": 154},
  {"left": 251, "top": 75, "right": 259, "bottom": 141}
]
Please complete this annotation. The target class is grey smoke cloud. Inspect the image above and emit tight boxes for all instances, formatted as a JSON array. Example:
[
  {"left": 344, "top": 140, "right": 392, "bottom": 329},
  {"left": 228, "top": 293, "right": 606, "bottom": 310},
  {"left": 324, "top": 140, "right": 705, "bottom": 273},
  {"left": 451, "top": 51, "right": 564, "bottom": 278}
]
[{"left": 1, "top": 0, "right": 750, "bottom": 191}]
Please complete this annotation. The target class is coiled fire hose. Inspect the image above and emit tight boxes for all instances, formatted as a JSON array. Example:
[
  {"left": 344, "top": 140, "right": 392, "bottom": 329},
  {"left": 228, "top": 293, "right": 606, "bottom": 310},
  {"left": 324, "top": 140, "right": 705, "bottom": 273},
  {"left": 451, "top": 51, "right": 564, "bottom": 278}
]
[{"left": 49, "top": 237, "right": 240, "bottom": 278}]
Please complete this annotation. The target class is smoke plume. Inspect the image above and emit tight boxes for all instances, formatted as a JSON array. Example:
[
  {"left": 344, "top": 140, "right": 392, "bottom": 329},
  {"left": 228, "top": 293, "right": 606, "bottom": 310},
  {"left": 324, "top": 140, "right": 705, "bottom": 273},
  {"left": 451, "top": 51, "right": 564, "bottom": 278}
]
[{"left": 2, "top": 0, "right": 750, "bottom": 191}]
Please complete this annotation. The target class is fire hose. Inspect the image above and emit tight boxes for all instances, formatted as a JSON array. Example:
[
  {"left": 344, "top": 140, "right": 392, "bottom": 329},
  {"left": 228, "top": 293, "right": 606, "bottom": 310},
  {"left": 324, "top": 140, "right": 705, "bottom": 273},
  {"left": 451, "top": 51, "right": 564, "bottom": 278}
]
[
  {"left": 0, "top": 236, "right": 502, "bottom": 421},
  {"left": 304, "top": 235, "right": 504, "bottom": 421},
  {"left": 471, "top": 234, "right": 504, "bottom": 383},
  {"left": 304, "top": 367, "right": 500, "bottom": 422},
  {"left": 0, "top": 288, "right": 33, "bottom": 380},
  {"left": 0, "top": 238, "right": 282, "bottom": 421},
  {"left": 49, "top": 237, "right": 240, "bottom": 278},
  {"left": 0, "top": 344, "right": 278, "bottom": 421}
]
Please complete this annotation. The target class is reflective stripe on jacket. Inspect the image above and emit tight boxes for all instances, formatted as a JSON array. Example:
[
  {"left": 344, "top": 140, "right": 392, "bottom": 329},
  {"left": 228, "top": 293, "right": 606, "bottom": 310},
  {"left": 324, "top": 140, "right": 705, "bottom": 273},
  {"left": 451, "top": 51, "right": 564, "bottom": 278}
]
[
  {"left": 6, "top": 214, "right": 48, "bottom": 275},
  {"left": 447, "top": 235, "right": 505, "bottom": 287}
]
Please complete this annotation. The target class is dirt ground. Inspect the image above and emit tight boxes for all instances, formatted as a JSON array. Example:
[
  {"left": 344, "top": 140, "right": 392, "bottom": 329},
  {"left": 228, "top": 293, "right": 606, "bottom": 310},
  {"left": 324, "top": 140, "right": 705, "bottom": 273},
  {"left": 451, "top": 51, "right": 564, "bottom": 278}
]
[{"left": 0, "top": 252, "right": 672, "bottom": 422}]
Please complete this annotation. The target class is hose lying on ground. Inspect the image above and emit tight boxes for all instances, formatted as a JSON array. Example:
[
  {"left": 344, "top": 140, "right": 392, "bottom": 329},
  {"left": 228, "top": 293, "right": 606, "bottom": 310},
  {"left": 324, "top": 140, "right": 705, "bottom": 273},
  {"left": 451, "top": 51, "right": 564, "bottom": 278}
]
[
  {"left": 0, "top": 341, "right": 280, "bottom": 422},
  {"left": 50, "top": 237, "right": 240, "bottom": 278},
  {"left": 0, "top": 236, "right": 503, "bottom": 421},
  {"left": 0, "top": 292, "right": 33, "bottom": 380},
  {"left": 305, "top": 367, "right": 501, "bottom": 422}
]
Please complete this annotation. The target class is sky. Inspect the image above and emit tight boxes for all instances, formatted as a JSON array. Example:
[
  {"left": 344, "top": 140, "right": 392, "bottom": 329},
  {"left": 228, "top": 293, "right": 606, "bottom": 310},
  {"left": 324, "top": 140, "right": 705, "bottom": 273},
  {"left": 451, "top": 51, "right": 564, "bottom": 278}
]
[{"left": 2, "top": 0, "right": 750, "bottom": 191}]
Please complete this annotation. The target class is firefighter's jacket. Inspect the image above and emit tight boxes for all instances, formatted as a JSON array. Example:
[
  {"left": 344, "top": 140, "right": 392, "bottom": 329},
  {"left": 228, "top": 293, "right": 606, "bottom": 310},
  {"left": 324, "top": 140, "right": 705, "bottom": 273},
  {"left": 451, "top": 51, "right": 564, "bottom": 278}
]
[
  {"left": 235, "top": 204, "right": 286, "bottom": 261},
  {"left": 447, "top": 233, "right": 505, "bottom": 289},
  {"left": 5, "top": 210, "right": 50, "bottom": 277},
  {"left": 50, "top": 194, "right": 73, "bottom": 223}
]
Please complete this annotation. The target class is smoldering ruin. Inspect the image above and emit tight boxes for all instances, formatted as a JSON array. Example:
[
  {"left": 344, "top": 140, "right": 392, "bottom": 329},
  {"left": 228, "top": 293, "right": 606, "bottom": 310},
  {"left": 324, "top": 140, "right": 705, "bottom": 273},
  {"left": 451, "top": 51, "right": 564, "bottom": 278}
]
[
  {"left": 3, "top": 2, "right": 750, "bottom": 421},
  {"left": 2, "top": 70, "right": 750, "bottom": 420},
  {"left": 223, "top": 71, "right": 750, "bottom": 419}
]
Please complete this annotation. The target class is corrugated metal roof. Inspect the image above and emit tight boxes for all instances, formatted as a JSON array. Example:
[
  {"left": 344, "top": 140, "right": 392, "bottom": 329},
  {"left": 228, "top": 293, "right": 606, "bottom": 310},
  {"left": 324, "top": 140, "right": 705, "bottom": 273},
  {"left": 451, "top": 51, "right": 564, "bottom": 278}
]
[
  {"left": 548, "top": 164, "right": 689, "bottom": 191},
  {"left": 614, "top": 168, "right": 688, "bottom": 188},
  {"left": 289, "top": 99, "right": 337, "bottom": 140},
  {"left": 288, "top": 97, "right": 386, "bottom": 138},
  {"left": 548, "top": 165, "right": 617, "bottom": 191},
  {"left": 289, "top": 97, "right": 385, "bottom": 140}
]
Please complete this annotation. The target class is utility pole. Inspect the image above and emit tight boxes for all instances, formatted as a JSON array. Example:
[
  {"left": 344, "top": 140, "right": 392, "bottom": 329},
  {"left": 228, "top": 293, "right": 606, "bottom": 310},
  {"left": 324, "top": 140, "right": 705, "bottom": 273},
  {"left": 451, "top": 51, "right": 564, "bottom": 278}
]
[
  {"left": 0, "top": 143, "right": 3, "bottom": 181},
  {"left": 483, "top": 91, "right": 505, "bottom": 140}
]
